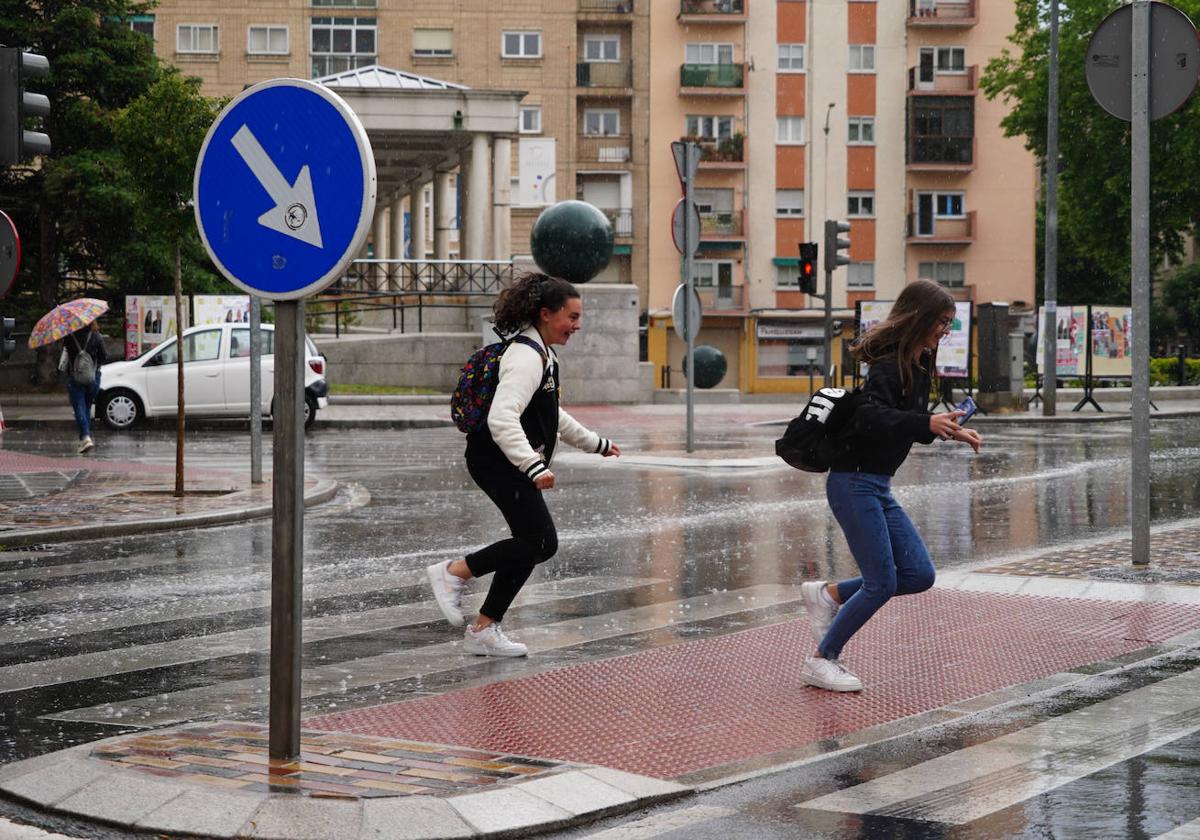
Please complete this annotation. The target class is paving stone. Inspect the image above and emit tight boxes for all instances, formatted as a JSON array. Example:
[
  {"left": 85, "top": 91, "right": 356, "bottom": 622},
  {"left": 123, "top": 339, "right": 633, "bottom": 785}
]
[
  {"left": 244, "top": 796, "right": 364, "bottom": 840},
  {"left": 579, "top": 767, "right": 690, "bottom": 801},
  {"left": 0, "top": 759, "right": 109, "bottom": 807},
  {"left": 53, "top": 772, "right": 182, "bottom": 825},
  {"left": 358, "top": 795, "right": 474, "bottom": 839},
  {"left": 447, "top": 786, "right": 573, "bottom": 835},
  {"left": 516, "top": 769, "right": 636, "bottom": 815},
  {"left": 135, "top": 788, "right": 267, "bottom": 838}
]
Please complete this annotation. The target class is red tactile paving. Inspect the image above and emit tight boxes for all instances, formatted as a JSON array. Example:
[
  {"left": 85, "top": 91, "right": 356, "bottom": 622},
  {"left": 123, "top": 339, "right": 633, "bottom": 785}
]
[{"left": 307, "top": 589, "right": 1200, "bottom": 780}]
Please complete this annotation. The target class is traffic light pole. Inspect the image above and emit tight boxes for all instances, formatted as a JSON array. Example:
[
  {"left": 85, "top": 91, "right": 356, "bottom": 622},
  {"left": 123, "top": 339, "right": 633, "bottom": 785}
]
[
  {"left": 683, "top": 143, "right": 696, "bottom": 453},
  {"left": 823, "top": 264, "right": 834, "bottom": 388}
]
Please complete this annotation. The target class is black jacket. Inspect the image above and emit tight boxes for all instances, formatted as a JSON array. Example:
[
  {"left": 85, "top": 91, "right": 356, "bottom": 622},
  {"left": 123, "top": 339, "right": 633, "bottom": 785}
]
[
  {"left": 65, "top": 330, "right": 107, "bottom": 370},
  {"left": 466, "top": 361, "right": 559, "bottom": 467},
  {"left": 830, "top": 353, "right": 937, "bottom": 476}
]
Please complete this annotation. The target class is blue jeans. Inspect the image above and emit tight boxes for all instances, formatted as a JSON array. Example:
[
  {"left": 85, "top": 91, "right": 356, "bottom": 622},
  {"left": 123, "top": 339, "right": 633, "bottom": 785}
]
[
  {"left": 819, "top": 471, "right": 936, "bottom": 660},
  {"left": 67, "top": 373, "right": 101, "bottom": 440}
]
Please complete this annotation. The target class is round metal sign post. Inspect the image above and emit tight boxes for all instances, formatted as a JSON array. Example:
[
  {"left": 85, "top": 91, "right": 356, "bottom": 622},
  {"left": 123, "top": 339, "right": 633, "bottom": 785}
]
[
  {"left": 671, "top": 282, "right": 702, "bottom": 343},
  {"left": 1085, "top": 1, "right": 1199, "bottom": 569},
  {"left": 194, "top": 78, "right": 376, "bottom": 760},
  {"left": 0, "top": 210, "right": 20, "bottom": 299}
]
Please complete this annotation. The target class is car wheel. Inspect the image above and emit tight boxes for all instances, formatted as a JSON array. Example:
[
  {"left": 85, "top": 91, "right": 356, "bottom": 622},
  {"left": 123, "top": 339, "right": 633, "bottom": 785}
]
[
  {"left": 101, "top": 389, "right": 143, "bottom": 431},
  {"left": 304, "top": 393, "right": 318, "bottom": 429}
]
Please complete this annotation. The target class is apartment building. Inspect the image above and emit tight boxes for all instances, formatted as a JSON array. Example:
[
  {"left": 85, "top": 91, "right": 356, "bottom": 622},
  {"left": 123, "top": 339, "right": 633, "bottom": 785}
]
[
  {"left": 138, "top": 0, "right": 650, "bottom": 302},
  {"left": 647, "top": 0, "right": 1036, "bottom": 394}
]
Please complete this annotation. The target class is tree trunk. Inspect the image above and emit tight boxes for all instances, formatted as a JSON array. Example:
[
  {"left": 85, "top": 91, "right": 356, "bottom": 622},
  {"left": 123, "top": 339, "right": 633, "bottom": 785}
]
[{"left": 174, "top": 241, "right": 185, "bottom": 497}]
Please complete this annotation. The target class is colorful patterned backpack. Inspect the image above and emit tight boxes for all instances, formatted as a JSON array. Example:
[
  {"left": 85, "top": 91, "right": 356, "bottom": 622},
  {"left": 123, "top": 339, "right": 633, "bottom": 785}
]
[{"left": 450, "top": 335, "right": 547, "bottom": 433}]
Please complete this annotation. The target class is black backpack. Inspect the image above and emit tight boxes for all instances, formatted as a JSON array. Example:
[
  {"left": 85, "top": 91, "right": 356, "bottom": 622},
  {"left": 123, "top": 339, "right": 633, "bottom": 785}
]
[{"left": 775, "top": 387, "right": 864, "bottom": 472}]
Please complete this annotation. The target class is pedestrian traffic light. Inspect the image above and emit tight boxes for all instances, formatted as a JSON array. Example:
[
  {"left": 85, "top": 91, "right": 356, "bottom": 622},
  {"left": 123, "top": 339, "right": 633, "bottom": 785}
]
[
  {"left": 0, "top": 48, "right": 51, "bottom": 166},
  {"left": 798, "top": 242, "right": 818, "bottom": 295},
  {"left": 0, "top": 316, "right": 14, "bottom": 362},
  {"left": 824, "top": 220, "right": 851, "bottom": 273}
]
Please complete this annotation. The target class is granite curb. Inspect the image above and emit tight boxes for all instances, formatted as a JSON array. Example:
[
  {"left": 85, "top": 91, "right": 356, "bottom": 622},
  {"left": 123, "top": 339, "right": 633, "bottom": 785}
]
[
  {"left": 0, "top": 728, "right": 690, "bottom": 840},
  {"left": 0, "top": 477, "right": 339, "bottom": 548}
]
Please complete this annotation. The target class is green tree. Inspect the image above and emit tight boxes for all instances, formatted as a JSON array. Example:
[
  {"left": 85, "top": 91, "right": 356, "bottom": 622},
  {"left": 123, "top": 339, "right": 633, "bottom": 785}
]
[
  {"left": 114, "top": 70, "right": 218, "bottom": 494},
  {"left": 982, "top": 0, "right": 1200, "bottom": 302},
  {"left": 1162, "top": 263, "right": 1200, "bottom": 351}
]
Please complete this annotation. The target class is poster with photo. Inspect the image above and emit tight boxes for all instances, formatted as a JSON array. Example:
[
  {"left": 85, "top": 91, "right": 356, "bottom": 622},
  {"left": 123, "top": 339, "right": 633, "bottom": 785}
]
[
  {"left": 1089, "top": 306, "right": 1133, "bottom": 377},
  {"left": 194, "top": 295, "right": 251, "bottom": 326},
  {"left": 856, "top": 299, "right": 971, "bottom": 378},
  {"left": 124, "top": 296, "right": 187, "bottom": 359},
  {"left": 1035, "top": 305, "right": 1087, "bottom": 375}
]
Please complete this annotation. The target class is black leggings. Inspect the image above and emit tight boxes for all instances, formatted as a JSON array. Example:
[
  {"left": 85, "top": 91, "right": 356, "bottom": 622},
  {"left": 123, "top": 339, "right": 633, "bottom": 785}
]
[{"left": 464, "top": 453, "right": 558, "bottom": 622}]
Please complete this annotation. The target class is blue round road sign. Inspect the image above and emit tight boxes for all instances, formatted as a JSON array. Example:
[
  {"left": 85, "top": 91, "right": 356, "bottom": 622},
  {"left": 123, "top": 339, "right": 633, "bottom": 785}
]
[{"left": 193, "top": 78, "right": 376, "bottom": 301}]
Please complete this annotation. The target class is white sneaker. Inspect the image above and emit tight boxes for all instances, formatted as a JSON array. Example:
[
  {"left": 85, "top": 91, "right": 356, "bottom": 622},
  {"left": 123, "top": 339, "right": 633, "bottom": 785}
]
[
  {"left": 800, "top": 581, "right": 838, "bottom": 645},
  {"left": 800, "top": 656, "right": 863, "bottom": 692},
  {"left": 462, "top": 623, "right": 528, "bottom": 657},
  {"left": 426, "top": 560, "right": 466, "bottom": 627},
  {"left": 78, "top": 436, "right": 94, "bottom": 454}
]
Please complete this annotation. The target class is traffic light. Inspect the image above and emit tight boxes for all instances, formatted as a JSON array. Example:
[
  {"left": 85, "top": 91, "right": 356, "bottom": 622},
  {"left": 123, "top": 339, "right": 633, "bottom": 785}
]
[
  {"left": 0, "top": 317, "right": 14, "bottom": 362},
  {"left": 0, "top": 48, "right": 51, "bottom": 166},
  {"left": 824, "top": 220, "right": 851, "bottom": 273},
  {"left": 798, "top": 241, "right": 818, "bottom": 295}
]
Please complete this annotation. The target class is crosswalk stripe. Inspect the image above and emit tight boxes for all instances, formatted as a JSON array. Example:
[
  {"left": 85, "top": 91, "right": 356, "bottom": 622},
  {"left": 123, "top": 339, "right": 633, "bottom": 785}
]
[
  {"left": 1157, "top": 817, "right": 1200, "bottom": 839},
  {"left": 0, "top": 576, "right": 660, "bottom": 694},
  {"left": 797, "top": 669, "right": 1200, "bottom": 825},
  {"left": 45, "top": 584, "right": 803, "bottom": 727},
  {"left": 578, "top": 805, "right": 737, "bottom": 839}
]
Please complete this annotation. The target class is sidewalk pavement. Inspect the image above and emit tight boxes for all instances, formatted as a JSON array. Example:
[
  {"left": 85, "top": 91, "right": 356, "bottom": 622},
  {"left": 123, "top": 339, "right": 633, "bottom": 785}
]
[{"left": 0, "top": 389, "right": 1198, "bottom": 838}]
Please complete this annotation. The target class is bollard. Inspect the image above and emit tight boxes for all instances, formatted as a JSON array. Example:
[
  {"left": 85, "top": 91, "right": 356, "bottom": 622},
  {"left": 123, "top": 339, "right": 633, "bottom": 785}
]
[{"left": 1178, "top": 344, "right": 1187, "bottom": 387}]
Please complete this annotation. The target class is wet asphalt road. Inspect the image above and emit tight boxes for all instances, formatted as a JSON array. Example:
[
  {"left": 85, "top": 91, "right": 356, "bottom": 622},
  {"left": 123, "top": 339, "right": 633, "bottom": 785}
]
[{"left": 0, "top": 416, "right": 1199, "bottom": 838}]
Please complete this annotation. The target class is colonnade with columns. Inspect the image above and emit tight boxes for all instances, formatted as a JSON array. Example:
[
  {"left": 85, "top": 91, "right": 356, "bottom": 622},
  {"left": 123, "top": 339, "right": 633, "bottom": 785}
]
[{"left": 367, "top": 133, "right": 514, "bottom": 263}]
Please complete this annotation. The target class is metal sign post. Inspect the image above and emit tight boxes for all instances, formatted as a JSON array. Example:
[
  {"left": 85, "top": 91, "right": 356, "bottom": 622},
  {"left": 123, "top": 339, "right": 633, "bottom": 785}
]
[
  {"left": 1043, "top": 0, "right": 1060, "bottom": 417},
  {"left": 194, "top": 78, "right": 376, "bottom": 758},
  {"left": 671, "top": 140, "right": 701, "bottom": 453},
  {"left": 250, "top": 295, "right": 263, "bottom": 485},
  {"left": 1085, "top": 1, "right": 1199, "bottom": 567}
]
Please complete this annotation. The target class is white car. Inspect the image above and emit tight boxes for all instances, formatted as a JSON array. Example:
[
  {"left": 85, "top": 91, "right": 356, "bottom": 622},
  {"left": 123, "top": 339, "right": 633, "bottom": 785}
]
[{"left": 97, "top": 322, "right": 329, "bottom": 431}]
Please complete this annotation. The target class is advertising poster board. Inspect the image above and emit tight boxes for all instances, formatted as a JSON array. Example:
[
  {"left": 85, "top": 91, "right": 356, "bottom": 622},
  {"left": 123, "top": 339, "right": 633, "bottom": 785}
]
[
  {"left": 1035, "top": 305, "right": 1087, "bottom": 375},
  {"left": 856, "top": 299, "right": 971, "bottom": 378},
  {"left": 194, "top": 295, "right": 251, "bottom": 326},
  {"left": 517, "top": 138, "right": 557, "bottom": 206},
  {"left": 124, "top": 295, "right": 187, "bottom": 359},
  {"left": 1089, "top": 306, "right": 1133, "bottom": 377}
]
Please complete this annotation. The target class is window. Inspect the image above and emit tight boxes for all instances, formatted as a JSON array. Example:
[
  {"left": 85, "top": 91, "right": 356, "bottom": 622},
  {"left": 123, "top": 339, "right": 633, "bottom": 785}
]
[
  {"left": 849, "top": 44, "right": 875, "bottom": 72},
  {"left": 685, "top": 43, "right": 734, "bottom": 64},
  {"left": 128, "top": 15, "right": 154, "bottom": 38},
  {"left": 909, "top": 97, "right": 974, "bottom": 165},
  {"left": 935, "top": 192, "right": 965, "bottom": 216},
  {"left": 311, "top": 0, "right": 376, "bottom": 7},
  {"left": 777, "top": 43, "right": 805, "bottom": 72},
  {"left": 776, "top": 189, "right": 804, "bottom": 217},
  {"left": 503, "top": 30, "right": 541, "bottom": 58},
  {"left": 848, "top": 116, "right": 875, "bottom": 145},
  {"left": 151, "top": 330, "right": 222, "bottom": 366},
  {"left": 937, "top": 46, "right": 966, "bottom": 72},
  {"left": 311, "top": 17, "right": 376, "bottom": 76},
  {"left": 694, "top": 188, "right": 733, "bottom": 215},
  {"left": 848, "top": 263, "right": 875, "bottom": 288},
  {"left": 584, "top": 35, "right": 619, "bottom": 62},
  {"left": 413, "top": 28, "right": 453, "bottom": 57},
  {"left": 248, "top": 25, "right": 288, "bottom": 55},
  {"left": 177, "top": 24, "right": 218, "bottom": 53},
  {"left": 848, "top": 191, "right": 874, "bottom": 217},
  {"left": 691, "top": 260, "right": 734, "bottom": 287},
  {"left": 231, "top": 328, "right": 275, "bottom": 358},
  {"left": 686, "top": 115, "right": 733, "bottom": 140},
  {"left": 520, "top": 106, "right": 542, "bottom": 134},
  {"left": 583, "top": 109, "right": 619, "bottom": 136},
  {"left": 776, "top": 265, "right": 801, "bottom": 288},
  {"left": 919, "top": 261, "right": 965, "bottom": 287},
  {"left": 776, "top": 116, "right": 805, "bottom": 144}
]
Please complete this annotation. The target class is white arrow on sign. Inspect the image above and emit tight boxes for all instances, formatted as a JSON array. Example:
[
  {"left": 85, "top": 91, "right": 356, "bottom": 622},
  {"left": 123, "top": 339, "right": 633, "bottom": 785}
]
[{"left": 231, "top": 124, "right": 324, "bottom": 248}]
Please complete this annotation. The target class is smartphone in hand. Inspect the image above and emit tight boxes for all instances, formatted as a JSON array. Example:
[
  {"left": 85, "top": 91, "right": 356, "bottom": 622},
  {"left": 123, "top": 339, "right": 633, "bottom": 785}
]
[{"left": 955, "top": 396, "right": 978, "bottom": 425}]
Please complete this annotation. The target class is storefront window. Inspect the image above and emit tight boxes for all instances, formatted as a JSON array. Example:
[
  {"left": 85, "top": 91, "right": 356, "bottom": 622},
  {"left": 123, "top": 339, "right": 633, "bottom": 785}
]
[{"left": 756, "top": 323, "right": 825, "bottom": 377}]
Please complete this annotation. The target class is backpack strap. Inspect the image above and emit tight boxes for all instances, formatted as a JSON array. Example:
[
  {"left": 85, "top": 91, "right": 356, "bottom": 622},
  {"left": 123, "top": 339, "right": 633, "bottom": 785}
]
[{"left": 510, "top": 334, "right": 549, "bottom": 372}]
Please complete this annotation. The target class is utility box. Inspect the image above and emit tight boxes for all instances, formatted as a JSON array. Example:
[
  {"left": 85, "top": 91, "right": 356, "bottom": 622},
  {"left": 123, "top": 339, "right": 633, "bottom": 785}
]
[{"left": 976, "top": 302, "right": 1010, "bottom": 393}]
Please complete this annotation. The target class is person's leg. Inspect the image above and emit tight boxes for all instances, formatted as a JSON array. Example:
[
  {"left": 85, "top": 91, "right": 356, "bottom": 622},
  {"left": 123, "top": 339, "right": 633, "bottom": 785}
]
[
  {"left": 881, "top": 491, "right": 936, "bottom": 596},
  {"left": 818, "top": 472, "right": 897, "bottom": 661},
  {"left": 67, "top": 381, "right": 89, "bottom": 440}
]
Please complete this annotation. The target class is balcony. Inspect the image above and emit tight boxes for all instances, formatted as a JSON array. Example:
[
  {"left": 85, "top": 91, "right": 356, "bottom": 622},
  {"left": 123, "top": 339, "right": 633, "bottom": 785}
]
[
  {"left": 906, "top": 211, "right": 976, "bottom": 244},
  {"left": 578, "top": 0, "right": 633, "bottom": 15},
  {"left": 680, "top": 135, "right": 746, "bottom": 167},
  {"left": 907, "top": 136, "right": 975, "bottom": 172},
  {"left": 577, "top": 134, "right": 632, "bottom": 164},
  {"left": 908, "top": 0, "right": 977, "bottom": 26},
  {"left": 679, "top": 0, "right": 746, "bottom": 22},
  {"left": 680, "top": 63, "right": 745, "bottom": 93},
  {"left": 577, "top": 60, "right": 633, "bottom": 90},
  {"left": 907, "top": 65, "right": 978, "bottom": 96},
  {"left": 595, "top": 207, "right": 633, "bottom": 237},
  {"left": 695, "top": 284, "right": 746, "bottom": 312},
  {"left": 700, "top": 211, "right": 743, "bottom": 238}
]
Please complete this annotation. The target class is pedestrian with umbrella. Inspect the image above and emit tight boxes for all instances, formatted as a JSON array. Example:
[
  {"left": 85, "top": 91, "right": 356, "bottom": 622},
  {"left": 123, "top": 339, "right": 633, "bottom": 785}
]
[{"left": 29, "top": 298, "right": 109, "bottom": 453}]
